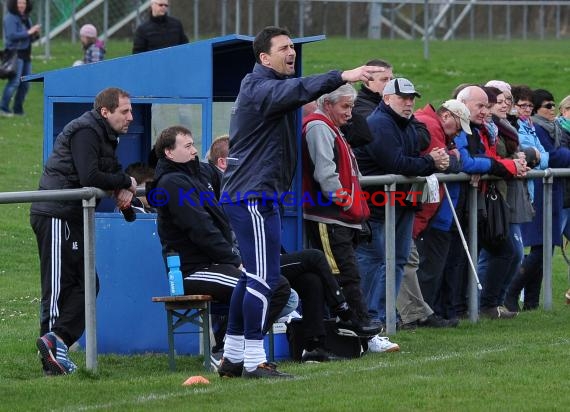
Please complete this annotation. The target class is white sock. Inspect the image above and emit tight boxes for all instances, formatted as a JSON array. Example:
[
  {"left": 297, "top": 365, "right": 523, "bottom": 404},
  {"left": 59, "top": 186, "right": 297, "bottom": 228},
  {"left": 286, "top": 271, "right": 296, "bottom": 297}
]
[
  {"left": 244, "top": 339, "right": 267, "bottom": 372},
  {"left": 223, "top": 334, "right": 244, "bottom": 363}
]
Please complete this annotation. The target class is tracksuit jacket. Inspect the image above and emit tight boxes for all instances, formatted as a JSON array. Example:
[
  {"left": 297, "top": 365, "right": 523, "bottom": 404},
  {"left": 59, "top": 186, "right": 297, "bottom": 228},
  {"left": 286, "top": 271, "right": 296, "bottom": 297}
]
[{"left": 221, "top": 63, "right": 345, "bottom": 202}]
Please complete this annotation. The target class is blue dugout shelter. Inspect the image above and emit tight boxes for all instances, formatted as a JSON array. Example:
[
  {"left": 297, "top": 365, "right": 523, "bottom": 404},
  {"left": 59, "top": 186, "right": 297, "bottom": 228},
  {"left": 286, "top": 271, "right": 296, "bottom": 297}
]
[{"left": 27, "top": 34, "right": 324, "bottom": 355}]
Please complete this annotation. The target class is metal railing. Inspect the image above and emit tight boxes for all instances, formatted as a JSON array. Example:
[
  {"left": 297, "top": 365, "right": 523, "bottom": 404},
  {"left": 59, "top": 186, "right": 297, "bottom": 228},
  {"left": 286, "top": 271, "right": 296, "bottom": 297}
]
[
  {"left": 0, "top": 187, "right": 104, "bottom": 371},
  {"left": 1, "top": 168, "right": 569, "bottom": 369}
]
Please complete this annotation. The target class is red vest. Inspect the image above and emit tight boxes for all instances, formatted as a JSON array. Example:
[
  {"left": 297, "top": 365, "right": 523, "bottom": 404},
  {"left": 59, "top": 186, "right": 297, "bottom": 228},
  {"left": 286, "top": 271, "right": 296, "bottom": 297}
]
[{"left": 302, "top": 113, "right": 370, "bottom": 224}]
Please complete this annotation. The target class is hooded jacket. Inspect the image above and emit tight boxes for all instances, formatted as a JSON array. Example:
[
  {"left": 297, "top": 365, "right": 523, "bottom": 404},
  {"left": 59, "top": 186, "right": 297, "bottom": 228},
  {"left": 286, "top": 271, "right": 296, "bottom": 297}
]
[{"left": 152, "top": 157, "right": 241, "bottom": 274}]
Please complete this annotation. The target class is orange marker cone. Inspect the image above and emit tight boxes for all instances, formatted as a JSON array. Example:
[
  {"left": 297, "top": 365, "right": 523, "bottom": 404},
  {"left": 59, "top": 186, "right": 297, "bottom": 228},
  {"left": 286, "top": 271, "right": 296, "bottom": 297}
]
[{"left": 183, "top": 375, "right": 210, "bottom": 386}]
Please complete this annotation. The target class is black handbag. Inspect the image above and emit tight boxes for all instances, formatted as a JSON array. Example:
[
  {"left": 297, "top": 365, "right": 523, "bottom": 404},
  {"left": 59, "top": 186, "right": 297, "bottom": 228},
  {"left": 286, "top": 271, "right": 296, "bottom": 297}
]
[
  {"left": 0, "top": 49, "right": 18, "bottom": 79},
  {"left": 479, "top": 183, "right": 510, "bottom": 249}
]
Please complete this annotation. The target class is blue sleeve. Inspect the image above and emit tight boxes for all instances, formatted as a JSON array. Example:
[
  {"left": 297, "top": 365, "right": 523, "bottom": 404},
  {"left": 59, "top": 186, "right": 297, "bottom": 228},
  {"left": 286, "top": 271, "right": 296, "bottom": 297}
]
[
  {"left": 518, "top": 121, "right": 549, "bottom": 169},
  {"left": 4, "top": 14, "right": 30, "bottom": 43},
  {"left": 453, "top": 131, "right": 492, "bottom": 173},
  {"left": 535, "top": 125, "right": 570, "bottom": 168},
  {"left": 365, "top": 114, "right": 436, "bottom": 176},
  {"left": 250, "top": 70, "right": 344, "bottom": 117}
]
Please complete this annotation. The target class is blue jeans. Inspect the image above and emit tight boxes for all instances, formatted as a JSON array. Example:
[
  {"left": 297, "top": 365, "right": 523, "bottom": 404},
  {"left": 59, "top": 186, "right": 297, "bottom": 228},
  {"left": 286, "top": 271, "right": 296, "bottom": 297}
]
[
  {"left": 1, "top": 57, "right": 31, "bottom": 114},
  {"left": 560, "top": 208, "right": 570, "bottom": 241},
  {"left": 356, "top": 208, "right": 414, "bottom": 323},
  {"left": 477, "top": 223, "right": 524, "bottom": 305}
]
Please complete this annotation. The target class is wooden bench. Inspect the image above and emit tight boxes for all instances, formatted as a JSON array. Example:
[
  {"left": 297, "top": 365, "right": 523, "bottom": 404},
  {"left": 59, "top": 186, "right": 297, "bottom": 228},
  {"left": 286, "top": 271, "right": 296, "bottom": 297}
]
[{"left": 152, "top": 295, "right": 212, "bottom": 371}]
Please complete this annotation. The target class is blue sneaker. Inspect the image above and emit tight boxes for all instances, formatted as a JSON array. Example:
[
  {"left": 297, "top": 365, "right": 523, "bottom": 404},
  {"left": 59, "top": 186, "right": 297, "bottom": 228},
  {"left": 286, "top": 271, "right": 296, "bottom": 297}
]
[{"left": 36, "top": 332, "right": 78, "bottom": 375}]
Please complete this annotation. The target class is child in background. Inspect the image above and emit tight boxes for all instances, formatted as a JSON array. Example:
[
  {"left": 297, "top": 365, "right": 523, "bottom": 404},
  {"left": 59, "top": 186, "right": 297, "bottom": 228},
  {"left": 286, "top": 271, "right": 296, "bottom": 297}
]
[{"left": 73, "top": 24, "right": 105, "bottom": 66}]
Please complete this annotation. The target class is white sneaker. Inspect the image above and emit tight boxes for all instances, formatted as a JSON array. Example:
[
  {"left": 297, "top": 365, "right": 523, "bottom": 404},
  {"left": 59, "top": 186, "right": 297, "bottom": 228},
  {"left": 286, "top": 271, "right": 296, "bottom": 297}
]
[{"left": 367, "top": 335, "right": 400, "bottom": 353}]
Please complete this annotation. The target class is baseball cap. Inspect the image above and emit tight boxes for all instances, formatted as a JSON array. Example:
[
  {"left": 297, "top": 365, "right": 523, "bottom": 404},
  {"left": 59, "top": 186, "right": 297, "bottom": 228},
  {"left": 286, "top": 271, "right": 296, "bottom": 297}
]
[
  {"left": 442, "top": 99, "right": 472, "bottom": 134},
  {"left": 383, "top": 78, "right": 421, "bottom": 98},
  {"left": 79, "top": 24, "right": 97, "bottom": 38}
]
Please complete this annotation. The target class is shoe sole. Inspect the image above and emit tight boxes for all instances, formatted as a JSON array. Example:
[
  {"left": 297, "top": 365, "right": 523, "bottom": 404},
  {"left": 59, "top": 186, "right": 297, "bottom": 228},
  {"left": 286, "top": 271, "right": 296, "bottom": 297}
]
[
  {"left": 36, "top": 337, "right": 66, "bottom": 375},
  {"left": 335, "top": 327, "right": 379, "bottom": 338},
  {"left": 369, "top": 346, "right": 400, "bottom": 353}
]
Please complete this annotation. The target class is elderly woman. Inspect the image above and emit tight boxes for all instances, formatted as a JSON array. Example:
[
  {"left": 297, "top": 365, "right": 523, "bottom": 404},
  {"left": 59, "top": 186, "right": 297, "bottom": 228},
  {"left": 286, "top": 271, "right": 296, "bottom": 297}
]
[{"left": 506, "top": 89, "right": 570, "bottom": 311}]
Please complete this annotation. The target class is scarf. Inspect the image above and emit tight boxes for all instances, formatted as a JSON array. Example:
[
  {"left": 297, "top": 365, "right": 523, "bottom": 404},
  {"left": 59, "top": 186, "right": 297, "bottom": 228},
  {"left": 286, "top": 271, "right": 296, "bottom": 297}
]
[
  {"left": 557, "top": 116, "right": 570, "bottom": 134},
  {"left": 531, "top": 115, "right": 561, "bottom": 148}
]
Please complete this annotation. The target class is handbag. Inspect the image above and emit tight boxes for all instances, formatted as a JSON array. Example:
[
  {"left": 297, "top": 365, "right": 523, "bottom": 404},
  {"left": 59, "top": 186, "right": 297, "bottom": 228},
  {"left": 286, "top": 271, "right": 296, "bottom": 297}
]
[
  {"left": 478, "top": 183, "right": 510, "bottom": 249},
  {"left": 0, "top": 49, "right": 18, "bottom": 79}
]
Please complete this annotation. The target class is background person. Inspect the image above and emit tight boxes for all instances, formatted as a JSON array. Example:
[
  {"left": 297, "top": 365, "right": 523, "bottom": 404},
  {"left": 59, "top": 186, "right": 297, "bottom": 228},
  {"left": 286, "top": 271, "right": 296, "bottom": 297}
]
[
  {"left": 31, "top": 87, "right": 137, "bottom": 376},
  {"left": 132, "top": 0, "right": 188, "bottom": 53},
  {"left": 1, "top": 0, "right": 40, "bottom": 116},
  {"left": 73, "top": 23, "right": 105, "bottom": 66}
]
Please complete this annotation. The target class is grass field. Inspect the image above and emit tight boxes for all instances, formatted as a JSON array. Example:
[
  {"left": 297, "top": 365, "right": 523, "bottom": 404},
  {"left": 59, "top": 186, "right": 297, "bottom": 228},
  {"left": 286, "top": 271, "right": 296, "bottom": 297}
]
[{"left": 1, "top": 38, "right": 570, "bottom": 411}]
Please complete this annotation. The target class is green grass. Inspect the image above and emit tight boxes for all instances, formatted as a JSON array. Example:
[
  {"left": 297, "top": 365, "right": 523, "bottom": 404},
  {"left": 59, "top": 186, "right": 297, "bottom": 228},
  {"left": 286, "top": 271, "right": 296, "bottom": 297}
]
[{"left": 1, "top": 38, "right": 570, "bottom": 411}]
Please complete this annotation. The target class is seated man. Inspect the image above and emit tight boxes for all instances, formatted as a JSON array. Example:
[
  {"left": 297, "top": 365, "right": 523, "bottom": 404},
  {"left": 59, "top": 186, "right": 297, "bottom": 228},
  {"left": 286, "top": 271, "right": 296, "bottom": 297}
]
[
  {"left": 149, "top": 125, "right": 292, "bottom": 364},
  {"left": 280, "top": 248, "right": 357, "bottom": 362}
]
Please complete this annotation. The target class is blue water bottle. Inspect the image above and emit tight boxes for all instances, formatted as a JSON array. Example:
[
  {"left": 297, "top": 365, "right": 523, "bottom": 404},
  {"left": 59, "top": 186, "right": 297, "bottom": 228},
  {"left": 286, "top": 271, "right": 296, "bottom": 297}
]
[{"left": 167, "top": 253, "right": 184, "bottom": 296}]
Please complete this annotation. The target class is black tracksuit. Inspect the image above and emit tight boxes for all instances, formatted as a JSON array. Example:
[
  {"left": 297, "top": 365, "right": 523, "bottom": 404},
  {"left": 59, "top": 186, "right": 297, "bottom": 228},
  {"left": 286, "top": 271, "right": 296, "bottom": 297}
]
[{"left": 30, "top": 110, "right": 132, "bottom": 346}]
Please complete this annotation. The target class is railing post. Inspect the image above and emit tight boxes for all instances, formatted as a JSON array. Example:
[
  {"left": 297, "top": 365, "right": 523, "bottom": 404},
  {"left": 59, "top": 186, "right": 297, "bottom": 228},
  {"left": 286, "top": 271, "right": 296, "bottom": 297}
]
[
  {"left": 83, "top": 194, "right": 98, "bottom": 372},
  {"left": 385, "top": 183, "right": 397, "bottom": 335},
  {"left": 468, "top": 181, "right": 479, "bottom": 322},
  {"left": 542, "top": 170, "right": 553, "bottom": 310}
]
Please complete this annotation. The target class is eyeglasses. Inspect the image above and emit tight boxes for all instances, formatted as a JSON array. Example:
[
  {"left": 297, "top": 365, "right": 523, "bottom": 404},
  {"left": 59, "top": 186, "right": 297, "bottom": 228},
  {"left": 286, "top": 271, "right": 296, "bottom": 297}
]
[
  {"left": 515, "top": 103, "right": 534, "bottom": 110},
  {"left": 154, "top": 2, "right": 169, "bottom": 7},
  {"left": 541, "top": 102, "right": 556, "bottom": 109}
]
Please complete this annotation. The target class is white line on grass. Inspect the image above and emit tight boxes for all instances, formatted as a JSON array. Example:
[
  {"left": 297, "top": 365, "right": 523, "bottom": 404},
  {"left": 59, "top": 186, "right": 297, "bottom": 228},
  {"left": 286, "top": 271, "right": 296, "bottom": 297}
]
[{"left": 57, "top": 337, "right": 570, "bottom": 411}]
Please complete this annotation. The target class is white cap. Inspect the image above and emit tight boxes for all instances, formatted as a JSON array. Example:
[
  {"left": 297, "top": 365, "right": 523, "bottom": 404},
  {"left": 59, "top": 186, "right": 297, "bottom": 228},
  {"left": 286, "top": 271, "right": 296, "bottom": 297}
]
[
  {"left": 442, "top": 99, "right": 471, "bottom": 134},
  {"left": 383, "top": 78, "right": 421, "bottom": 98}
]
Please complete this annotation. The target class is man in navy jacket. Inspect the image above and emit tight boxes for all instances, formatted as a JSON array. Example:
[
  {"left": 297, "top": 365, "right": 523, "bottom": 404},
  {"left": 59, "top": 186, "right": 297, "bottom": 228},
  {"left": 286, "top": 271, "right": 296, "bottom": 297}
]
[{"left": 219, "top": 26, "right": 383, "bottom": 379}]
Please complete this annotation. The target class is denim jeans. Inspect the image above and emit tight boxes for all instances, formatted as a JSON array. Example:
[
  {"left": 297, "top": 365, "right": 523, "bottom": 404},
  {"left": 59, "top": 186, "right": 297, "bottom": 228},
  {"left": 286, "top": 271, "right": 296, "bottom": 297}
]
[
  {"left": 356, "top": 208, "right": 414, "bottom": 323},
  {"left": 1, "top": 57, "right": 31, "bottom": 114},
  {"left": 477, "top": 223, "right": 524, "bottom": 305}
]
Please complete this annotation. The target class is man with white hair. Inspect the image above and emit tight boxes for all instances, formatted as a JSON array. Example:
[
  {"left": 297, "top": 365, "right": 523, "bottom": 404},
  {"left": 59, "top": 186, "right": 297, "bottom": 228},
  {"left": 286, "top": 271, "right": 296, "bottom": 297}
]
[
  {"left": 445, "top": 85, "right": 526, "bottom": 320},
  {"left": 302, "top": 84, "right": 382, "bottom": 345},
  {"left": 354, "top": 78, "right": 449, "bottom": 348}
]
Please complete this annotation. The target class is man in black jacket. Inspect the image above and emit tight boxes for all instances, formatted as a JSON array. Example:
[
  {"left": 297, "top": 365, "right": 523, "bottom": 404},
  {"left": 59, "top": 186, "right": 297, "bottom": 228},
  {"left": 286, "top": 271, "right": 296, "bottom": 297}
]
[
  {"left": 31, "top": 87, "right": 138, "bottom": 376},
  {"left": 150, "top": 126, "right": 291, "bottom": 366},
  {"left": 132, "top": 0, "right": 188, "bottom": 54}
]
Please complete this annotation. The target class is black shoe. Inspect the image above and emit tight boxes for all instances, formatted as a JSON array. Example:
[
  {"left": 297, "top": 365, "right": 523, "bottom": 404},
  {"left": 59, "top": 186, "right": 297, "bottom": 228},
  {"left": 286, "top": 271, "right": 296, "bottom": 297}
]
[
  {"left": 218, "top": 357, "right": 244, "bottom": 378},
  {"left": 400, "top": 320, "right": 418, "bottom": 330},
  {"left": 480, "top": 306, "right": 518, "bottom": 320},
  {"left": 446, "top": 317, "right": 460, "bottom": 327},
  {"left": 242, "top": 362, "right": 294, "bottom": 379},
  {"left": 301, "top": 347, "right": 345, "bottom": 363},
  {"left": 335, "top": 318, "right": 381, "bottom": 338},
  {"left": 504, "top": 294, "right": 521, "bottom": 313},
  {"left": 417, "top": 314, "right": 454, "bottom": 328}
]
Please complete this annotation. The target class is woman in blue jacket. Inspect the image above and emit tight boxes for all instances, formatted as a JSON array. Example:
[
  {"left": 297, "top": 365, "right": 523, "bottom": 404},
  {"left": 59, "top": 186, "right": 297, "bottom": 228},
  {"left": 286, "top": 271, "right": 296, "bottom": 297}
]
[{"left": 1, "top": 0, "right": 40, "bottom": 116}]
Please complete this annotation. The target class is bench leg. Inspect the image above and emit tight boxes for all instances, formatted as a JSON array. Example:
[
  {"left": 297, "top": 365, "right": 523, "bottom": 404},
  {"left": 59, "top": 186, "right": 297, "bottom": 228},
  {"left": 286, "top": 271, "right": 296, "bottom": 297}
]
[
  {"left": 267, "top": 326, "right": 275, "bottom": 362},
  {"left": 166, "top": 309, "right": 176, "bottom": 371},
  {"left": 202, "top": 303, "right": 211, "bottom": 371}
]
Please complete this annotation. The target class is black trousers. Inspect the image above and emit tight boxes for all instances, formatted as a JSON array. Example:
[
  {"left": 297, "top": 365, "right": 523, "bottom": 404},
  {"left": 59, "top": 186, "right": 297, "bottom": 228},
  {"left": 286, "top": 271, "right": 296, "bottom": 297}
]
[
  {"left": 305, "top": 220, "right": 369, "bottom": 321},
  {"left": 30, "top": 215, "right": 99, "bottom": 347},
  {"left": 280, "top": 249, "right": 347, "bottom": 343}
]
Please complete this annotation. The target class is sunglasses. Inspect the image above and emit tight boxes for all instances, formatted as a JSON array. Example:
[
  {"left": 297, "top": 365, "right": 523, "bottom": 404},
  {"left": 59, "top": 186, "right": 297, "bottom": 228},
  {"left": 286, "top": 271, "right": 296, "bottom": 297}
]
[{"left": 541, "top": 102, "right": 556, "bottom": 109}]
